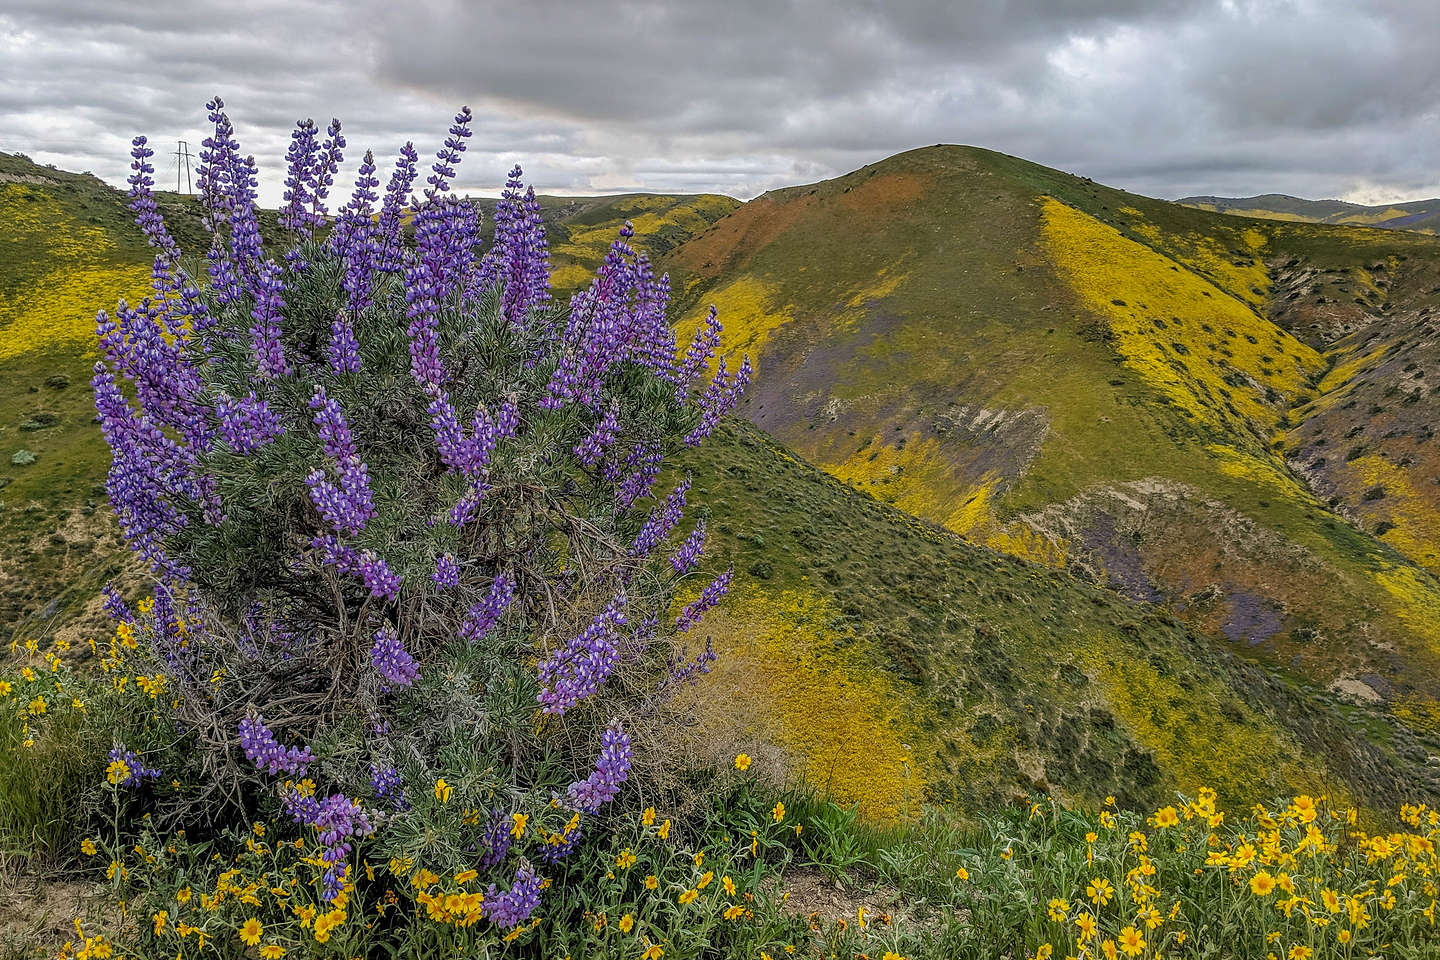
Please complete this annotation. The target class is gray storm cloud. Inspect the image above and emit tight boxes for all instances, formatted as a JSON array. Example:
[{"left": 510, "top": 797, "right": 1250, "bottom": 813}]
[{"left": 1, "top": 0, "right": 1437, "bottom": 205}]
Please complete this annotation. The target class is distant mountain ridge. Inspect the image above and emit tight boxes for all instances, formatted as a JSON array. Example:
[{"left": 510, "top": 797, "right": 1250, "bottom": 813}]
[{"left": 1179, "top": 192, "right": 1440, "bottom": 233}]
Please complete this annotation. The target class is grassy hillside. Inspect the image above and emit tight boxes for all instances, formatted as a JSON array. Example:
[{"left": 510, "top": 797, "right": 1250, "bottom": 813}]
[
  {"left": 682, "top": 420, "right": 1439, "bottom": 817},
  {"left": 1180, "top": 192, "right": 1440, "bottom": 233},
  {"left": 662, "top": 144, "right": 1440, "bottom": 730},
  {"left": 2, "top": 149, "right": 1437, "bottom": 826}
]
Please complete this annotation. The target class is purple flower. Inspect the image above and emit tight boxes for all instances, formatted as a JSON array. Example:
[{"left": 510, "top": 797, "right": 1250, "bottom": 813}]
[
  {"left": 475, "top": 166, "right": 551, "bottom": 326},
  {"left": 574, "top": 400, "right": 620, "bottom": 467},
  {"left": 249, "top": 258, "right": 291, "bottom": 378},
  {"left": 238, "top": 714, "right": 313, "bottom": 777},
  {"left": 403, "top": 108, "right": 475, "bottom": 390},
  {"left": 277, "top": 783, "right": 375, "bottom": 900},
  {"left": 310, "top": 792, "right": 373, "bottom": 901},
  {"left": 484, "top": 866, "right": 542, "bottom": 930},
  {"left": 536, "top": 220, "right": 680, "bottom": 410},
  {"left": 447, "top": 480, "right": 492, "bottom": 527},
  {"left": 101, "top": 582, "right": 133, "bottom": 623},
  {"left": 280, "top": 119, "right": 321, "bottom": 236},
  {"left": 676, "top": 306, "right": 722, "bottom": 401},
  {"left": 149, "top": 579, "right": 198, "bottom": 676},
  {"left": 126, "top": 137, "right": 182, "bottom": 284},
  {"left": 371, "top": 624, "right": 419, "bottom": 690},
  {"left": 281, "top": 117, "right": 345, "bottom": 247},
  {"left": 106, "top": 745, "right": 161, "bottom": 787},
  {"left": 375, "top": 142, "right": 419, "bottom": 273},
  {"left": 666, "top": 636, "right": 718, "bottom": 690},
  {"left": 460, "top": 574, "right": 514, "bottom": 644},
  {"left": 358, "top": 550, "right": 401, "bottom": 600},
  {"left": 314, "top": 119, "right": 345, "bottom": 215},
  {"left": 433, "top": 553, "right": 459, "bottom": 589},
  {"left": 329, "top": 149, "right": 381, "bottom": 325},
  {"left": 308, "top": 386, "right": 358, "bottom": 461},
  {"left": 306, "top": 460, "right": 375, "bottom": 536},
  {"left": 537, "top": 593, "right": 625, "bottom": 715},
  {"left": 669, "top": 522, "right": 706, "bottom": 574},
  {"left": 92, "top": 103, "right": 758, "bottom": 910},
  {"left": 92, "top": 361, "right": 194, "bottom": 576},
  {"left": 565, "top": 721, "right": 632, "bottom": 813},
  {"left": 197, "top": 100, "right": 291, "bottom": 377},
  {"left": 312, "top": 535, "right": 401, "bottom": 601},
  {"left": 676, "top": 567, "right": 733, "bottom": 632},
  {"left": 684, "top": 354, "right": 752, "bottom": 447},
  {"left": 613, "top": 441, "right": 664, "bottom": 509},
  {"left": 429, "top": 394, "right": 517, "bottom": 479},
  {"left": 478, "top": 807, "right": 512, "bottom": 869},
  {"left": 539, "top": 821, "right": 584, "bottom": 864},
  {"left": 370, "top": 763, "right": 408, "bottom": 810},
  {"left": 306, "top": 387, "right": 375, "bottom": 535},
  {"left": 328, "top": 311, "right": 362, "bottom": 374},
  {"left": 630, "top": 476, "right": 690, "bottom": 558},
  {"left": 216, "top": 391, "right": 283, "bottom": 454}
]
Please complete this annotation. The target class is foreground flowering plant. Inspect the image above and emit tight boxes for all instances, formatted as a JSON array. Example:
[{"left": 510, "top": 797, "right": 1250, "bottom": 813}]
[{"left": 90, "top": 97, "right": 748, "bottom": 931}]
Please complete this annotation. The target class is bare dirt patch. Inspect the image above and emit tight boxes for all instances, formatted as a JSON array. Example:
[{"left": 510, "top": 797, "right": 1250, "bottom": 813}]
[
  {"left": 0, "top": 874, "right": 113, "bottom": 959},
  {"left": 775, "top": 865, "right": 904, "bottom": 926}
]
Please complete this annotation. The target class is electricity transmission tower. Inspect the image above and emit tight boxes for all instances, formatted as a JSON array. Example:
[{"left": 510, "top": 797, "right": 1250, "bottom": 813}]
[{"left": 174, "top": 140, "right": 194, "bottom": 194}]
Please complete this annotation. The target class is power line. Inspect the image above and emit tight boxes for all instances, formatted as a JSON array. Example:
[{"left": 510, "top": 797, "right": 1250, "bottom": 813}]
[{"left": 173, "top": 139, "right": 194, "bottom": 194}]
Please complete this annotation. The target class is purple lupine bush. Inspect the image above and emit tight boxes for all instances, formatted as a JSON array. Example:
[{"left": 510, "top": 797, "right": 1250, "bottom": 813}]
[{"left": 95, "top": 99, "right": 748, "bottom": 922}]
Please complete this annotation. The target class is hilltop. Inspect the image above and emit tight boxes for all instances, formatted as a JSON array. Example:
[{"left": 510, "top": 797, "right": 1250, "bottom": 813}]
[
  {"left": 662, "top": 143, "right": 1440, "bottom": 734},
  {"left": 1180, "top": 192, "right": 1440, "bottom": 233}
]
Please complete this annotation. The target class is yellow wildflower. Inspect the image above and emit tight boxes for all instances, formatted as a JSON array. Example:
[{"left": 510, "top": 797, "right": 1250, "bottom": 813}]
[{"left": 239, "top": 918, "right": 263, "bottom": 946}]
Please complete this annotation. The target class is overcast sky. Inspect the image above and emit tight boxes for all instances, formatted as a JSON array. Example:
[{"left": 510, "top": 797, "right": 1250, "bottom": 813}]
[{"left": 2, "top": 0, "right": 1438, "bottom": 206}]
